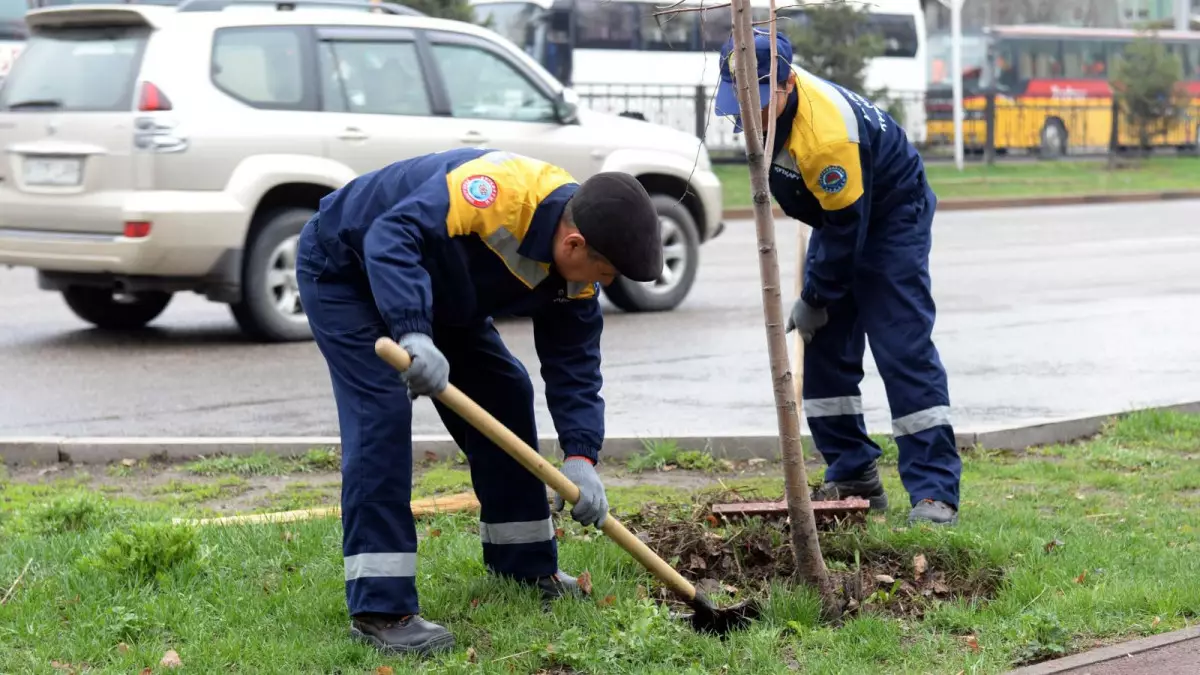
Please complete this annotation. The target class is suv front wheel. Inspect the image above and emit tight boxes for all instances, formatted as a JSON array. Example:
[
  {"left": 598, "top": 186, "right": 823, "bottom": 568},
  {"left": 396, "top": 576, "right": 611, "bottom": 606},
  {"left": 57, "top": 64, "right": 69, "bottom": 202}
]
[
  {"left": 62, "top": 287, "right": 173, "bottom": 331},
  {"left": 230, "top": 207, "right": 314, "bottom": 343},
  {"left": 602, "top": 194, "right": 700, "bottom": 313}
]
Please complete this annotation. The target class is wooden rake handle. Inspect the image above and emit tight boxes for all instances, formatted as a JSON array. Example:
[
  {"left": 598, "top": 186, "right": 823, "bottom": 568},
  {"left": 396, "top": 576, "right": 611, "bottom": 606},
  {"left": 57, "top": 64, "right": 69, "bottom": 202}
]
[{"left": 374, "top": 337, "right": 699, "bottom": 602}]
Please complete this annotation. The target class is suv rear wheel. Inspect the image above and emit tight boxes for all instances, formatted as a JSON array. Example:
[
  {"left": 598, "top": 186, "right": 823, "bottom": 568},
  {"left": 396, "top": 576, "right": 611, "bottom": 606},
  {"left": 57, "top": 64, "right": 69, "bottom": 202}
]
[
  {"left": 62, "top": 287, "right": 173, "bottom": 331},
  {"left": 602, "top": 194, "right": 700, "bottom": 313},
  {"left": 230, "top": 207, "right": 314, "bottom": 343}
]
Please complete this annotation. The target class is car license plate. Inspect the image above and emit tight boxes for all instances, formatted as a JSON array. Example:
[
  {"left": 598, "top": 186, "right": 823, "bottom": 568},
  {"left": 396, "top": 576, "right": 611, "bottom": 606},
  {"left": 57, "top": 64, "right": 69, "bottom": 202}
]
[{"left": 23, "top": 156, "right": 83, "bottom": 187}]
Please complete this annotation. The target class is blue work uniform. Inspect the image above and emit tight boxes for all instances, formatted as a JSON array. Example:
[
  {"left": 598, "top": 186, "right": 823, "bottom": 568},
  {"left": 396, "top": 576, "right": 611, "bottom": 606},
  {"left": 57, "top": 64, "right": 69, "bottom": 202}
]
[
  {"left": 295, "top": 147, "right": 605, "bottom": 618},
  {"left": 769, "top": 65, "right": 961, "bottom": 508}
]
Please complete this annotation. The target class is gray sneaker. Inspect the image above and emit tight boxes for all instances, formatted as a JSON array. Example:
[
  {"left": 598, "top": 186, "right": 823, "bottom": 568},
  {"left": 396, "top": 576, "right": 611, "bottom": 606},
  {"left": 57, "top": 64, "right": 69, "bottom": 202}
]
[
  {"left": 350, "top": 613, "right": 455, "bottom": 656},
  {"left": 810, "top": 462, "right": 889, "bottom": 511},
  {"left": 908, "top": 499, "right": 959, "bottom": 526}
]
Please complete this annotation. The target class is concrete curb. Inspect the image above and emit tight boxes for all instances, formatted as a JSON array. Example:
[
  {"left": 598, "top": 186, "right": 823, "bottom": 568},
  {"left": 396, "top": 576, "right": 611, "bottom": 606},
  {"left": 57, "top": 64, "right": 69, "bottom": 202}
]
[
  {"left": 1004, "top": 625, "right": 1200, "bottom": 674},
  {"left": 719, "top": 189, "right": 1200, "bottom": 221},
  {"left": 3, "top": 401, "right": 1198, "bottom": 467}
]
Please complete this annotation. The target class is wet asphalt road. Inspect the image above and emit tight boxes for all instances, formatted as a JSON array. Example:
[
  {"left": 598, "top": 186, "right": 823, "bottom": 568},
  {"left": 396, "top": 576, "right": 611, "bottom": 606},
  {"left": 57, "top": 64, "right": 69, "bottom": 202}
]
[{"left": 2, "top": 200, "right": 1199, "bottom": 439}]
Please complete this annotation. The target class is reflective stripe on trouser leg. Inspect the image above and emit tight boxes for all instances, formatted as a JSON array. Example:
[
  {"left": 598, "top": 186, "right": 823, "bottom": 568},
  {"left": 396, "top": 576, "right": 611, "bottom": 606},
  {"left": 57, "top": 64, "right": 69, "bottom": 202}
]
[
  {"left": 858, "top": 191, "right": 961, "bottom": 508},
  {"left": 801, "top": 280, "right": 883, "bottom": 483},
  {"left": 430, "top": 322, "right": 557, "bottom": 580},
  {"left": 297, "top": 264, "right": 420, "bottom": 617}
]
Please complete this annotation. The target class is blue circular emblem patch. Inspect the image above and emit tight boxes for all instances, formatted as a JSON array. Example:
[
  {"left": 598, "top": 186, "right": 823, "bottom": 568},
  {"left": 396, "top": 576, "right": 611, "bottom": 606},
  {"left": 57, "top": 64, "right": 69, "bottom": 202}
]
[
  {"left": 461, "top": 174, "right": 498, "bottom": 208},
  {"left": 818, "top": 165, "right": 848, "bottom": 194}
]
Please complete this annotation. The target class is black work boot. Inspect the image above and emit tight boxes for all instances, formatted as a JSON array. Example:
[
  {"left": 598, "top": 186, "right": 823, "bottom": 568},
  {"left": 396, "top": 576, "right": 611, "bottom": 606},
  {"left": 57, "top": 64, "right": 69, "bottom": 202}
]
[
  {"left": 349, "top": 613, "right": 455, "bottom": 656},
  {"left": 810, "top": 461, "right": 889, "bottom": 511},
  {"left": 519, "top": 570, "right": 584, "bottom": 601}
]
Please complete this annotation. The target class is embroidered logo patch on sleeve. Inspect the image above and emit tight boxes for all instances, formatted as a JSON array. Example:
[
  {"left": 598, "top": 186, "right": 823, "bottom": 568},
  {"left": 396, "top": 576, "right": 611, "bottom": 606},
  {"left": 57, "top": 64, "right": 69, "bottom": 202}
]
[
  {"left": 818, "top": 165, "right": 848, "bottom": 194},
  {"left": 461, "top": 175, "right": 498, "bottom": 208}
]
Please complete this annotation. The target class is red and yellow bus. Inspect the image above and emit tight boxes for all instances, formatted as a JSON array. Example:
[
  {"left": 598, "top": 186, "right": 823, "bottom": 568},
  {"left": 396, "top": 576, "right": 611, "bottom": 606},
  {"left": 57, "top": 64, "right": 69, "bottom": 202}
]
[{"left": 926, "top": 25, "right": 1200, "bottom": 156}]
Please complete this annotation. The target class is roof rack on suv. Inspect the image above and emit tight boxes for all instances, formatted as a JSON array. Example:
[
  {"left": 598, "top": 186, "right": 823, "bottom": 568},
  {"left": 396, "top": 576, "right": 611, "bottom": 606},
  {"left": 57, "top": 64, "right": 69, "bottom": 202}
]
[{"left": 174, "top": 0, "right": 426, "bottom": 16}]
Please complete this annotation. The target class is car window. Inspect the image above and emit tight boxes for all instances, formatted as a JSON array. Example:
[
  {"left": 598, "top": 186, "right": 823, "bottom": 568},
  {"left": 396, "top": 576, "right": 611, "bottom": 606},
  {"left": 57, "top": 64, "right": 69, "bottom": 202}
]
[
  {"left": 211, "top": 26, "right": 304, "bottom": 108},
  {"left": 430, "top": 43, "right": 555, "bottom": 122},
  {"left": 0, "top": 26, "right": 147, "bottom": 112},
  {"left": 318, "top": 39, "right": 430, "bottom": 115}
]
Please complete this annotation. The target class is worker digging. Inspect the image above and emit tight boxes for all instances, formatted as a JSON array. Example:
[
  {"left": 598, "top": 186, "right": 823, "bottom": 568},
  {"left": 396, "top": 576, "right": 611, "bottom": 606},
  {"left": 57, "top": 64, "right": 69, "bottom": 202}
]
[
  {"left": 714, "top": 29, "right": 963, "bottom": 527},
  {"left": 295, "top": 147, "right": 664, "bottom": 656}
]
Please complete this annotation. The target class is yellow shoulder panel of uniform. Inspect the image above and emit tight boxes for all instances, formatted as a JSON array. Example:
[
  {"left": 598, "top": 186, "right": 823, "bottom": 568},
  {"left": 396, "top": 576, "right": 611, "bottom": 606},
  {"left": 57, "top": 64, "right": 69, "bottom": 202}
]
[
  {"left": 443, "top": 150, "right": 579, "bottom": 288},
  {"left": 789, "top": 66, "right": 861, "bottom": 148},
  {"left": 797, "top": 141, "right": 864, "bottom": 212},
  {"left": 567, "top": 281, "right": 598, "bottom": 300}
]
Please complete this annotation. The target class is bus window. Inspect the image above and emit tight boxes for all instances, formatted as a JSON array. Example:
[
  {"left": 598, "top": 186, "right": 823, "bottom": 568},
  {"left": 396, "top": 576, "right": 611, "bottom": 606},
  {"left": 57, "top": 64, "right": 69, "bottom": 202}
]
[
  {"left": 994, "top": 40, "right": 1020, "bottom": 92},
  {"left": 574, "top": 0, "right": 637, "bottom": 50},
  {"left": 699, "top": 4, "right": 732, "bottom": 51},
  {"left": 866, "top": 13, "right": 918, "bottom": 58},
  {"left": 472, "top": 2, "right": 545, "bottom": 52},
  {"left": 1, "top": 0, "right": 27, "bottom": 40},
  {"left": 1016, "top": 39, "right": 1062, "bottom": 80},
  {"left": 640, "top": 6, "right": 697, "bottom": 51},
  {"left": 1062, "top": 40, "right": 1107, "bottom": 78}
]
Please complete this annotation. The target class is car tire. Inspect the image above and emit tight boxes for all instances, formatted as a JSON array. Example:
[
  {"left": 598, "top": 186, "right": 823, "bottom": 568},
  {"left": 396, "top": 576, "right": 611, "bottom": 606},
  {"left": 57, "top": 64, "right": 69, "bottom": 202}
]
[
  {"left": 62, "top": 286, "right": 172, "bottom": 330},
  {"left": 230, "top": 207, "right": 314, "bottom": 343},
  {"left": 601, "top": 193, "right": 700, "bottom": 313}
]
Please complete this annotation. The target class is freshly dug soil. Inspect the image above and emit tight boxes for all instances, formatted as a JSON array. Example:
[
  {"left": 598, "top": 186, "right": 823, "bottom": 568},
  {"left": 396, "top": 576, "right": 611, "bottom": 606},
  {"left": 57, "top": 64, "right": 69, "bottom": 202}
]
[{"left": 622, "top": 492, "right": 1004, "bottom": 621}]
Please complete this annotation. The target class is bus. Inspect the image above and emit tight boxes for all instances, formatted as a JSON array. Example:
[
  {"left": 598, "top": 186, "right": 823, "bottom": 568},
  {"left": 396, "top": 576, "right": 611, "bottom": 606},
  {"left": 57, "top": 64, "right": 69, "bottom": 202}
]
[
  {"left": 926, "top": 25, "right": 1200, "bottom": 156},
  {"left": 0, "top": 0, "right": 27, "bottom": 83},
  {"left": 468, "top": 0, "right": 930, "bottom": 144}
]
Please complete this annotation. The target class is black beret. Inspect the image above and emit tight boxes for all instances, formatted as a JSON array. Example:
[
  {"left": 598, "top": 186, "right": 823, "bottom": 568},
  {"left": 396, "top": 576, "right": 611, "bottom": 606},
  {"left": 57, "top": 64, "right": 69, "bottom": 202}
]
[{"left": 570, "top": 172, "right": 663, "bottom": 282}]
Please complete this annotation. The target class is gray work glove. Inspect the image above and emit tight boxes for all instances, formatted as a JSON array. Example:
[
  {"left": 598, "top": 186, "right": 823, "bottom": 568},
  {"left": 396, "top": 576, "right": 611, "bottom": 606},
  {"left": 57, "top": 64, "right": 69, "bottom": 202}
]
[
  {"left": 397, "top": 332, "right": 449, "bottom": 399},
  {"left": 785, "top": 297, "right": 829, "bottom": 345},
  {"left": 554, "top": 457, "right": 608, "bottom": 528}
]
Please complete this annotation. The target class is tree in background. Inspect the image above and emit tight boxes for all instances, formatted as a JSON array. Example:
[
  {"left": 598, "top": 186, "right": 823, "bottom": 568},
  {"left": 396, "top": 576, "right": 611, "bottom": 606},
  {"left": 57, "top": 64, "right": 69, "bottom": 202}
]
[
  {"left": 402, "top": 0, "right": 474, "bottom": 21},
  {"left": 783, "top": 1, "right": 906, "bottom": 125},
  {"left": 1110, "top": 34, "right": 1185, "bottom": 153}
]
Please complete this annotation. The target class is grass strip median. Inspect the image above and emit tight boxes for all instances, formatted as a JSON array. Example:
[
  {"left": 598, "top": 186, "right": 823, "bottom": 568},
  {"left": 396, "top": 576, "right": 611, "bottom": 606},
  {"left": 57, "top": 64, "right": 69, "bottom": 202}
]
[
  {"left": 2, "top": 409, "right": 1199, "bottom": 674},
  {"left": 714, "top": 156, "right": 1200, "bottom": 209}
]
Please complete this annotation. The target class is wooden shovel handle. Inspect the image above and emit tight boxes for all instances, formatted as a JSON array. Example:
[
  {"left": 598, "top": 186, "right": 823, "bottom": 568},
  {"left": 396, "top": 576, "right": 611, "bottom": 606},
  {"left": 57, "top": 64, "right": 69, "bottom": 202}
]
[{"left": 375, "top": 337, "right": 698, "bottom": 602}]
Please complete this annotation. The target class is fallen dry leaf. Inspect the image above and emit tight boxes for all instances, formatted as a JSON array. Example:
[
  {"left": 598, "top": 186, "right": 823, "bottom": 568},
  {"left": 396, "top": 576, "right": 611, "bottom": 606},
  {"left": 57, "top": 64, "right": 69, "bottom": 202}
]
[
  {"left": 282, "top": 531, "right": 294, "bottom": 542},
  {"left": 470, "top": 597, "right": 481, "bottom": 609},
  {"left": 466, "top": 647, "right": 477, "bottom": 663},
  {"left": 117, "top": 643, "right": 130, "bottom": 654},
  {"left": 662, "top": 464, "right": 677, "bottom": 472},
  {"left": 963, "top": 635, "right": 981, "bottom": 652},
  {"left": 376, "top": 666, "right": 395, "bottom": 675},
  {"left": 141, "top": 669, "right": 152, "bottom": 675},
  {"left": 913, "top": 554, "right": 927, "bottom": 579},
  {"left": 705, "top": 514, "right": 719, "bottom": 527},
  {"left": 722, "top": 583, "right": 739, "bottom": 594},
  {"left": 427, "top": 528, "right": 442, "bottom": 538},
  {"left": 1152, "top": 616, "right": 1162, "bottom": 628},
  {"left": 1044, "top": 538, "right": 1064, "bottom": 554},
  {"left": 555, "top": 528, "right": 565, "bottom": 538},
  {"left": 598, "top": 594, "right": 616, "bottom": 607},
  {"left": 1075, "top": 570, "right": 1087, "bottom": 584},
  {"left": 121, "top": 458, "right": 137, "bottom": 467},
  {"left": 874, "top": 574, "right": 896, "bottom": 585},
  {"left": 577, "top": 570, "right": 593, "bottom": 595},
  {"left": 545, "top": 643, "right": 556, "bottom": 654},
  {"left": 636, "top": 584, "right": 648, "bottom": 599},
  {"left": 160, "top": 649, "right": 182, "bottom": 669},
  {"left": 423, "top": 451, "right": 438, "bottom": 463}
]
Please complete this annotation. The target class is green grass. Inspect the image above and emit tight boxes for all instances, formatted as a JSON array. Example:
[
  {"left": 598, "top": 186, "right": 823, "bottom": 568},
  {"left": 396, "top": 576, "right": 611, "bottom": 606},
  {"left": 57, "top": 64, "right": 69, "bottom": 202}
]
[
  {"left": 714, "top": 156, "right": 1200, "bottom": 208},
  {"left": 183, "top": 448, "right": 341, "bottom": 477},
  {"left": 625, "top": 439, "right": 731, "bottom": 473},
  {"left": 3, "top": 410, "right": 1200, "bottom": 674}
]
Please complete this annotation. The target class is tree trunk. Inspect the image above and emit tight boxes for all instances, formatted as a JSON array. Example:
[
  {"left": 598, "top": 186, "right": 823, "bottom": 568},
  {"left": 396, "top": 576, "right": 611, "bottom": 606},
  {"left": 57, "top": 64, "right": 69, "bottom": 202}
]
[{"left": 727, "top": 0, "right": 836, "bottom": 614}]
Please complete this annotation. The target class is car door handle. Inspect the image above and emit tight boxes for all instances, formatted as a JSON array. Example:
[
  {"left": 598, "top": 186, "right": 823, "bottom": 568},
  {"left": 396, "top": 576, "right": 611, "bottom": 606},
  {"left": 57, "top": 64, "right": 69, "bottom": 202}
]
[
  {"left": 338, "top": 127, "right": 369, "bottom": 141},
  {"left": 460, "top": 131, "right": 488, "bottom": 144}
]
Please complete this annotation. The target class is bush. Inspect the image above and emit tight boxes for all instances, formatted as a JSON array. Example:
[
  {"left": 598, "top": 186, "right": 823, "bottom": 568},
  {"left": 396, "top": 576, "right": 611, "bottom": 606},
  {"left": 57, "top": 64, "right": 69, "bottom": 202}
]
[
  {"left": 33, "top": 493, "right": 110, "bottom": 534},
  {"left": 84, "top": 521, "right": 202, "bottom": 583}
]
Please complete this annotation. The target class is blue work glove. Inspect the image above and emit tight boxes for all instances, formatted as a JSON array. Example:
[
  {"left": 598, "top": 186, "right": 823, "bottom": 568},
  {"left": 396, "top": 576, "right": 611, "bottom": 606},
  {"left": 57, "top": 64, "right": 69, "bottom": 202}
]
[
  {"left": 554, "top": 457, "right": 608, "bottom": 528},
  {"left": 397, "top": 332, "right": 449, "bottom": 399},
  {"left": 785, "top": 297, "right": 829, "bottom": 345}
]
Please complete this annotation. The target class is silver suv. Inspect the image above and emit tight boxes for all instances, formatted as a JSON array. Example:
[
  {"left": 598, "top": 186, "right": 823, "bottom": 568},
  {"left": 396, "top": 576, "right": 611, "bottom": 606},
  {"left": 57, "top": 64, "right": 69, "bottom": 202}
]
[{"left": 0, "top": 0, "right": 724, "bottom": 341}]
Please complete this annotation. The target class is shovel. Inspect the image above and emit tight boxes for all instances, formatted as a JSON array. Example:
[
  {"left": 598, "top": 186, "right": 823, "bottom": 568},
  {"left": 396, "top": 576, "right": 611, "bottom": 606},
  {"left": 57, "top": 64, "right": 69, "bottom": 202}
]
[{"left": 375, "top": 337, "right": 759, "bottom": 635}]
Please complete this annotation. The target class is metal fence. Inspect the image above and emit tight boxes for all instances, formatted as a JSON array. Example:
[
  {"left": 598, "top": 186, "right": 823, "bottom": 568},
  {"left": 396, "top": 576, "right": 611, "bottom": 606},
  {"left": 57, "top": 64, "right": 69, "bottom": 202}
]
[{"left": 574, "top": 83, "right": 1200, "bottom": 161}]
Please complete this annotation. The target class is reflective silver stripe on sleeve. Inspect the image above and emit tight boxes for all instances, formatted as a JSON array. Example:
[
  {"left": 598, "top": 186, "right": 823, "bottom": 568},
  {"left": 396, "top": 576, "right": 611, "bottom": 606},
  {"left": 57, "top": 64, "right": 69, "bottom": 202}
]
[
  {"left": 480, "top": 150, "right": 522, "bottom": 165},
  {"left": 892, "top": 406, "right": 952, "bottom": 437},
  {"left": 805, "top": 395, "right": 863, "bottom": 418},
  {"left": 484, "top": 227, "right": 550, "bottom": 288},
  {"left": 344, "top": 552, "right": 417, "bottom": 581},
  {"left": 479, "top": 518, "right": 556, "bottom": 545}
]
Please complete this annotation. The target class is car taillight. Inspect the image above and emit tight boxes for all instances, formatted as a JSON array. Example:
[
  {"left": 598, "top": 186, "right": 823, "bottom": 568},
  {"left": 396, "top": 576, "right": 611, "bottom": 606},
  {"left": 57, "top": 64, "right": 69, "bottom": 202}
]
[
  {"left": 124, "top": 221, "right": 152, "bottom": 238},
  {"left": 138, "top": 82, "right": 172, "bottom": 112}
]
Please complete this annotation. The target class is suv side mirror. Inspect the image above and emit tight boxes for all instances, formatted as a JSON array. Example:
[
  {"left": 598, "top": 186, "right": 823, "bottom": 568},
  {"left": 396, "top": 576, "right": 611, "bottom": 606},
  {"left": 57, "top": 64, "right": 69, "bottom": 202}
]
[{"left": 554, "top": 87, "right": 579, "bottom": 124}]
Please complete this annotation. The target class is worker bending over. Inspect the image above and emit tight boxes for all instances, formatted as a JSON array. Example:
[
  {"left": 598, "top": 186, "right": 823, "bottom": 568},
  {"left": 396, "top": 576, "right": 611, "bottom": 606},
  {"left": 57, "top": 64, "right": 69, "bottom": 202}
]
[
  {"left": 296, "top": 148, "right": 663, "bottom": 655},
  {"left": 715, "top": 29, "right": 962, "bottom": 526}
]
